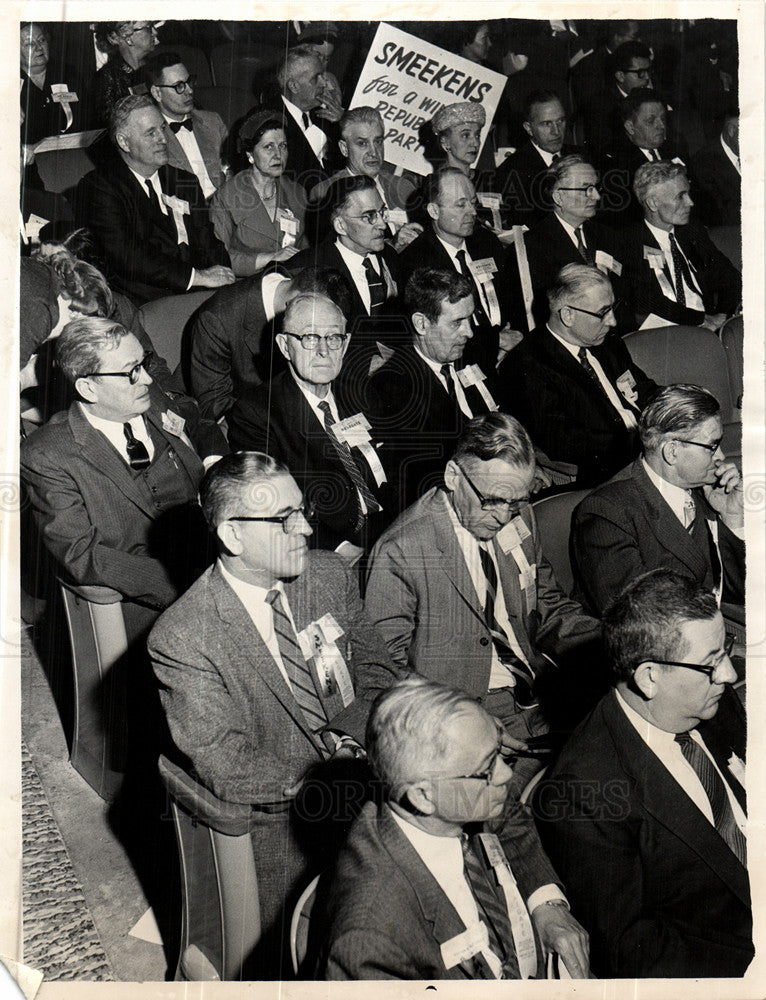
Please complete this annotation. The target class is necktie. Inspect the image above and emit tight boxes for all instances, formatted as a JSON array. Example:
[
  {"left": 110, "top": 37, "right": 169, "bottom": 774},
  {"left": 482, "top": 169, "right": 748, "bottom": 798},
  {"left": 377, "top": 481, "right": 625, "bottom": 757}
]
[
  {"left": 266, "top": 589, "right": 328, "bottom": 736},
  {"left": 668, "top": 232, "right": 693, "bottom": 306},
  {"left": 688, "top": 508, "right": 722, "bottom": 591},
  {"left": 456, "top": 249, "right": 489, "bottom": 326},
  {"left": 169, "top": 118, "right": 192, "bottom": 133},
  {"left": 317, "top": 400, "right": 381, "bottom": 532},
  {"left": 440, "top": 364, "right": 456, "bottom": 402},
  {"left": 302, "top": 111, "right": 311, "bottom": 130},
  {"left": 123, "top": 422, "right": 150, "bottom": 470},
  {"left": 478, "top": 544, "right": 536, "bottom": 707},
  {"left": 674, "top": 732, "right": 746, "bottom": 866},
  {"left": 462, "top": 836, "right": 519, "bottom": 979},
  {"left": 144, "top": 178, "right": 163, "bottom": 214},
  {"left": 575, "top": 226, "right": 593, "bottom": 266},
  {"left": 362, "top": 255, "right": 387, "bottom": 313},
  {"left": 551, "top": 151, "right": 561, "bottom": 162},
  {"left": 683, "top": 496, "right": 697, "bottom": 530}
]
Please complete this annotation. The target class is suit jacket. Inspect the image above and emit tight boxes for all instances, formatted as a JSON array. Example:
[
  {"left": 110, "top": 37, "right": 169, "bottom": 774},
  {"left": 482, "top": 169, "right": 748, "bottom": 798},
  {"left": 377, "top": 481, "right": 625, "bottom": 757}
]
[
  {"left": 210, "top": 169, "right": 308, "bottom": 276},
  {"left": 184, "top": 264, "right": 288, "bottom": 421},
  {"left": 309, "top": 165, "right": 416, "bottom": 213},
  {"left": 21, "top": 64, "right": 87, "bottom": 145},
  {"left": 227, "top": 370, "right": 391, "bottom": 551},
  {"left": 600, "top": 137, "right": 684, "bottom": 225},
  {"left": 572, "top": 458, "right": 746, "bottom": 614},
  {"left": 397, "top": 224, "right": 529, "bottom": 368},
  {"left": 497, "top": 326, "right": 659, "bottom": 487},
  {"left": 537, "top": 689, "right": 752, "bottom": 978},
  {"left": 690, "top": 137, "right": 741, "bottom": 227},
  {"left": 622, "top": 219, "right": 742, "bottom": 328},
  {"left": 366, "top": 343, "right": 500, "bottom": 511},
  {"left": 495, "top": 141, "right": 579, "bottom": 227},
  {"left": 313, "top": 801, "right": 547, "bottom": 980},
  {"left": 77, "top": 156, "right": 230, "bottom": 303},
  {"left": 268, "top": 100, "right": 339, "bottom": 195},
  {"left": 20, "top": 385, "right": 223, "bottom": 610},
  {"left": 523, "top": 213, "right": 631, "bottom": 329},
  {"left": 363, "top": 487, "right": 600, "bottom": 698},
  {"left": 163, "top": 108, "right": 228, "bottom": 193}
]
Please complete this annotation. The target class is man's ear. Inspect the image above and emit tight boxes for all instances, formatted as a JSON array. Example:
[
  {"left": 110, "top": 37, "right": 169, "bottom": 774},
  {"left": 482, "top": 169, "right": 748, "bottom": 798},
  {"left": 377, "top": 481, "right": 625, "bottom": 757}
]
[
  {"left": 338, "top": 138, "right": 348, "bottom": 160},
  {"left": 426, "top": 200, "right": 440, "bottom": 223},
  {"left": 402, "top": 780, "right": 436, "bottom": 816},
  {"left": 624, "top": 118, "right": 636, "bottom": 139},
  {"left": 275, "top": 333, "right": 291, "bottom": 361},
  {"left": 443, "top": 459, "right": 460, "bottom": 492},
  {"left": 332, "top": 213, "right": 347, "bottom": 238},
  {"left": 411, "top": 311, "right": 428, "bottom": 338},
  {"left": 633, "top": 660, "right": 660, "bottom": 700},
  {"left": 615, "top": 70, "right": 626, "bottom": 88},
  {"left": 115, "top": 129, "right": 131, "bottom": 155},
  {"left": 558, "top": 304, "right": 574, "bottom": 328},
  {"left": 149, "top": 84, "right": 161, "bottom": 105},
  {"left": 660, "top": 436, "right": 680, "bottom": 467},
  {"left": 74, "top": 375, "right": 98, "bottom": 404},
  {"left": 522, "top": 120, "right": 534, "bottom": 140},
  {"left": 216, "top": 520, "right": 243, "bottom": 556}
]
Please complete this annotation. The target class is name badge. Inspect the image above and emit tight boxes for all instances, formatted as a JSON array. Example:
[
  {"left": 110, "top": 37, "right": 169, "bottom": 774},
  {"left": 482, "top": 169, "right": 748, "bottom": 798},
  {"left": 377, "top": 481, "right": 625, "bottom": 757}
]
[
  {"left": 163, "top": 194, "right": 190, "bottom": 216},
  {"left": 595, "top": 249, "right": 622, "bottom": 276},
  {"left": 616, "top": 370, "right": 638, "bottom": 406},
  {"left": 297, "top": 615, "right": 354, "bottom": 706},
  {"left": 161, "top": 409, "right": 186, "bottom": 437},
  {"left": 331, "top": 413, "right": 371, "bottom": 447},
  {"left": 496, "top": 516, "right": 531, "bottom": 554},
  {"left": 643, "top": 246, "right": 665, "bottom": 270},
  {"left": 50, "top": 83, "right": 78, "bottom": 103},
  {"left": 278, "top": 208, "right": 298, "bottom": 235},
  {"left": 468, "top": 257, "right": 498, "bottom": 284},
  {"left": 456, "top": 364, "right": 486, "bottom": 388},
  {"left": 440, "top": 922, "right": 489, "bottom": 970}
]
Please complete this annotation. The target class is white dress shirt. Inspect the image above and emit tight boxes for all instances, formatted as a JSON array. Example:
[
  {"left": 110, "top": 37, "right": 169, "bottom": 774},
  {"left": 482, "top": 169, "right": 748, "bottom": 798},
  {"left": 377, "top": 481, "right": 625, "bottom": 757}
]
[
  {"left": 531, "top": 142, "right": 557, "bottom": 168},
  {"left": 281, "top": 94, "right": 326, "bottom": 163},
  {"left": 644, "top": 220, "right": 705, "bottom": 311},
  {"left": 334, "top": 238, "right": 394, "bottom": 314},
  {"left": 548, "top": 326, "right": 638, "bottom": 430},
  {"left": 720, "top": 134, "right": 741, "bottom": 175},
  {"left": 413, "top": 345, "right": 473, "bottom": 419},
  {"left": 81, "top": 407, "right": 155, "bottom": 464},
  {"left": 553, "top": 213, "right": 588, "bottom": 252},
  {"left": 615, "top": 690, "right": 746, "bottom": 835},
  {"left": 434, "top": 233, "right": 496, "bottom": 324},
  {"left": 162, "top": 113, "right": 216, "bottom": 198}
]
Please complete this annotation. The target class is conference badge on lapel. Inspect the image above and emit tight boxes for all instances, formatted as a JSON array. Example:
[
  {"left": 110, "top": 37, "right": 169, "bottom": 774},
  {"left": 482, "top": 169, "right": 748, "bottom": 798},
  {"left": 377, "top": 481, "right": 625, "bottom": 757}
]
[
  {"left": 297, "top": 613, "right": 354, "bottom": 706},
  {"left": 161, "top": 410, "right": 186, "bottom": 437},
  {"left": 616, "top": 370, "right": 638, "bottom": 406}
]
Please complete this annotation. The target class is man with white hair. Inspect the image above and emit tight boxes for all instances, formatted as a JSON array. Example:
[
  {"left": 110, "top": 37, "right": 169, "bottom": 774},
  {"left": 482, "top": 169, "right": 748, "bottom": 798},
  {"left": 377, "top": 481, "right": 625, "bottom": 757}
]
[{"left": 313, "top": 676, "right": 590, "bottom": 980}]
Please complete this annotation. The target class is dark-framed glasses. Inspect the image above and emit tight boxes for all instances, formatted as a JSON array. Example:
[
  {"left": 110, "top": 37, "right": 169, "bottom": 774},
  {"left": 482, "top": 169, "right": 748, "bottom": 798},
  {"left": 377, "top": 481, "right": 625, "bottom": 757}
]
[
  {"left": 639, "top": 635, "right": 736, "bottom": 680},
  {"left": 155, "top": 75, "right": 197, "bottom": 94},
  {"left": 284, "top": 332, "right": 348, "bottom": 351},
  {"left": 228, "top": 501, "right": 315, "bottom": 534},
  {"left": 457, "top": 463, "right": 529, "bottom": 516},
  {"left": 84, "top": 352, "right": 153, "bottom": 385},
  {"left": 564, "top": 299, "right": 620, "bottom": 321},
  {"left": 673, "top": 437, "right": 722, "bottom": 454},
  {"left": 556, "top": 184, "right": 601, "bottom": 197}
]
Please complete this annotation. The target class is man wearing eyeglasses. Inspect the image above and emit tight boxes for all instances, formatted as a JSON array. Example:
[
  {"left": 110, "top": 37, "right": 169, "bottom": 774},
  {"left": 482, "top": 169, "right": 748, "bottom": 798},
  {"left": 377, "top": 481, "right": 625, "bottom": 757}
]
[
  {"left": 498, "top": 263, "right": 658, "bottom": 487},
  {"left": 581, "top": 40, "right": 654, "bottom": 159},
  {"left": 20, "top": 316, "right": 226, "bottom": 629},
  {"left": 143, "top": 51, "right": 228, "bottom": 198},
  {"left": 537, "top": 568, "right": 751, "bottom": 978},
  {"left": 313, "top": 676, "right": 590, "bottom": 980},
  {"left": 572, "top": 383, "right": 744, "bottom": 616},
  {"left": 523, "top": 154, "right": 629, "bottom": 329},
  {"left": 228, "top": 293, "right": 390, "bottom": 560},
  {"left": 149, "top": 451, "right": 398, "bottom": 976}
]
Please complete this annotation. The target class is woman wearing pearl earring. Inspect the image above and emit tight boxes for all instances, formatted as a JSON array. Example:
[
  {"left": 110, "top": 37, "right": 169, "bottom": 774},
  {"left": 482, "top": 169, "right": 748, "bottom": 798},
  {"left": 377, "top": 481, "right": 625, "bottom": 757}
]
[{"left": 210, "top": 110, "right": 308, "bottom": 277}]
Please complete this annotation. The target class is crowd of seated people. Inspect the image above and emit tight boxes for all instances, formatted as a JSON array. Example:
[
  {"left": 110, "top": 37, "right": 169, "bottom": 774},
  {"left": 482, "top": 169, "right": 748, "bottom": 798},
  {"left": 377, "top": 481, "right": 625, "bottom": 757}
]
[{"left": 19, "top": 16, "right": 748, "bottom": 984}]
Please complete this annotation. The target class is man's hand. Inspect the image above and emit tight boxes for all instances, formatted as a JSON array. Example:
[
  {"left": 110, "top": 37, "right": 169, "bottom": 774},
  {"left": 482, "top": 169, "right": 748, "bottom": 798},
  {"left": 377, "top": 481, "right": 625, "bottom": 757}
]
[
  {"left": 497, "top": 326, "right": 525, "bottom": 358},
  {"left": 531, "top": 902, "right": 590, "bottom": 979},
  {"left": 193, "top": 265, "right": 236, "bottom": 289},
  {"left": 703, "top": 461, "right": 744, "bottom": 526},
  {"left": 702, "top": 312, "right": 727, "bottom": 333},
  {"left": 315, "top": 78, "right": 344, "bottom": 123},
  {"left": 393, "top": 222, "right": 423, "bottom": 251}
]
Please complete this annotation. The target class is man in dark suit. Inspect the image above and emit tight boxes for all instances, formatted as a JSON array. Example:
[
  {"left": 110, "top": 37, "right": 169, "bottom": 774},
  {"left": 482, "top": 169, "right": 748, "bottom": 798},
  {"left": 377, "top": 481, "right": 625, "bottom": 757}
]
[
  {"left": 313, "top": 676, "right": 590, "bottom": 980},
  {"left": 572, "top": 384, "right": 745, "bottom": 615},
  {"left": 495, "top": 90, "right": 578, "bottom": 227},
  {"left": 623, "top": 160, "right": 741, "bottom": 329},
  {"left": 690, "top": 111, "right": 741, "bottom": 226},
  {"left": 523, "top": 154, "right": 629, "bottom": 329},
  {"left": 398, "top": 168, "right": 530, "bottom": 371},
  {"left": 77, "top": 94, "right": 234, "bottom": 303},
  {"left": 537, "top": 569, "right": 751, "bottom": 978},
  {"left": 569, "top": 20, "right": 640, "bottom": 113},
  {"left": 149, "top": 452, "right": 398, "bottom": 976},
  {"left": 498, "top": 264, "right": 658, "bottom": 486},
  {"left": 363, "top": 412, "right": 602, "bottom": 761},
  {"left": 581, "top": 40, "right": 653, "bottom": 160},
  {"left": 228, "top": 293, "right": 390, "bottom": 560},
  {"left": 143, "top": 51, "right": 228, "bottom": 197},
  {"left": 288, "top": 174, "right": 406, "bottom": 374},
  {"left": 366, "top": 268, "right": 504, "bottom": 511},
  {"left": 20, "top": 315, "right": 225, "bottom": 637}
]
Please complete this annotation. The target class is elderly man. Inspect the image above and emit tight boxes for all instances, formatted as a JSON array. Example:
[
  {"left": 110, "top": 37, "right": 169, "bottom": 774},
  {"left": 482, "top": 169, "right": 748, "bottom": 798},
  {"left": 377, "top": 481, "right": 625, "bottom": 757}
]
[
  {"left": 498, "top": 264, "right": 658, "bottom": 486},
  {"left": 143, "top": 50, "right": 228, "bottom": 197},
  {"left": 496, "top": 90, "right": 579, "bottom": 227},
  {"left": 690, "top": 110, "right": 741, "bottom": 226},
  {"left": 623, "top": 160, "right": 741, "bottom": 329},
  {"left": 399, "top": 168, "right": 529, "bottom": 372},
  {"left": 573, "top": 384, "right": 744, "bottom": 615},
  {"left": 363, "top": 411, "right": 602, "bottom": 757},
  {"left": 523, "top": 154, "right": 628, "bottom": 327},
  {"left": 308, "top": 106, "right": 420, "bottom": 245},
  {"left": 21, "top": 316, "right": 225, "bottom": 633},
  {"left": 537, "top": 569, "right": 751, "bottom": 978},
  {"left": 149, "top": 452, "right": 398, "bottom": 976},
  {"left": 313, "top": 677, "right": 590, "bottom": 980},
  {"left": 76, "top": 94, "right": 233, "bottom": 303},
  {"left": 228, "top": 293, "right": 390, "bottom": 559}
]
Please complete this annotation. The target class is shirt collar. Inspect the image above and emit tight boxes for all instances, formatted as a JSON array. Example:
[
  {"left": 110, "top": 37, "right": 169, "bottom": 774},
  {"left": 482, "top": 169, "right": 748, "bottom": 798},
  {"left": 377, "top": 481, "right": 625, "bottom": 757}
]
[
  {"left": 218, "top": 557, "right": 283, "bottom": 606},
  {"left": 531, "top": 141, "right": 556, "bottom": 167},
  {"left": 642, "top": 457, "right": 693, "bottom": 523},
  {"left": 80, "top": 403, "right": 144, "bottom": 435},
  {"left": 434, "top": 231, "right": 467, "bottom": 259},
  {"left": 645, "top": 218, "right": 675, "bottom": 244},
  {"left": 553, "top": 212, "right": 583, "bottom": 242},
  {"left": 615, "top": 687, "right": 683, "bottom": 749},
  {"left": 413, "top": 342, "right": 451, "bottom": 379},
  {"left": 390, "top": 806, "right": 464, "bottom": 858},
  {"left": 547, "top": 324, "right": 581, "bottom": 360}
]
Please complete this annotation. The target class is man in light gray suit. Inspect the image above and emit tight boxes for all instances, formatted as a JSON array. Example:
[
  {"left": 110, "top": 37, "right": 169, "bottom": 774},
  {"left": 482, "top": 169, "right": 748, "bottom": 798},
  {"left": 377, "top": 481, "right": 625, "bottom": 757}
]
[{"left": 149, "top": 451, "right": 398, "bottom": 977}]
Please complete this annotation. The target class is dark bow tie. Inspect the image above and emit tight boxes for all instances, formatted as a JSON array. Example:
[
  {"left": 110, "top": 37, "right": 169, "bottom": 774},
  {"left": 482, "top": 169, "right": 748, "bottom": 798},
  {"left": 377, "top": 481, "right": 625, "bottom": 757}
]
[{"left": 169, "top": 119, "right": 192, "bottom": 133}]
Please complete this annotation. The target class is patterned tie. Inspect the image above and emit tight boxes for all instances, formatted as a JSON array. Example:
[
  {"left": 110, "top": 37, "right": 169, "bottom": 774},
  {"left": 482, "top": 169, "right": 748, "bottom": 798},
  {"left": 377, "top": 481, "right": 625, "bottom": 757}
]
[
  {"left": 123, "top": 422, "right": 151, "bottom": 470},
  {"left": 440, "top": 364, "right": 456, "bottom": 402},
  {"left": 462, "top": 836, "right": 520, "bottom": 979},
  {"left": 575, "top": 226, "right": 593, "bottom": 266},
  {"left": 688, "top": 508, "right": 722, "bottom": 591},
  {"left": 266, "top": 589, "right": 328, "bottom": 737},
  {"left": 683, "top": 496, "right": 697, "bottom": 530},
  {"left": 478, "top": 544, "right": 536, "bottom": 707},
  {"left": 668, "top": 232, "right": 693, "bottom": 306},
  {"left": 455, "top": 249, "right": 489, "bottom": 327},
  {"left": 362, "top": 255, "right": 387, "bottom": 313},
  {"left": 169, "top": 118, "right": 192, "bottom": 133},
  {"left": 317, "top": 400, "right": 381, "bottom": 532},
  {"left": 674, "top": 732, "right": 746, "bottom": 866}
]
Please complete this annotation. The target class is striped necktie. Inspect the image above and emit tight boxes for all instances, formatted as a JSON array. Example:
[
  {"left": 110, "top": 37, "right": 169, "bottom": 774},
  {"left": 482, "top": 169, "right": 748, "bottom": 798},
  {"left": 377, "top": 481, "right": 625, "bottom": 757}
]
[
  {"left": 462, "top": 836, "right": 519, "bottom": 979},
  {"left": 575, "top": 226, "right": 593, "bottom": 266},
  {"left": 668, "top": 232, "right": 694, "bottom": 306},
  {"left": 266, "top": 589, "right": 328, "bottom": 737},
  {"left": 123, "top": 422, "right": 151, "bottom": 470},
  {"left": 317, "top": 400, "right": 381, "bottom": 532},
  {"left": 363, "top": 255, "right": 387, "bottom": 312},
  {"left": 456, "top": 248, "right": 490, "bottom": 327},
  {"left": 674, "top": 731, "right": 746, "bottom": 866}
]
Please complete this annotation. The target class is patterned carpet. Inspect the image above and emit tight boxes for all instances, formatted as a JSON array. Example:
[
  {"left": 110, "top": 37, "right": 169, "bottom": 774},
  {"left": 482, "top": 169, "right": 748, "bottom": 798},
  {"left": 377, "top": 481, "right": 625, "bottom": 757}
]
[{"left": 21, "top": 741, "right": 113, "bottom": 981}]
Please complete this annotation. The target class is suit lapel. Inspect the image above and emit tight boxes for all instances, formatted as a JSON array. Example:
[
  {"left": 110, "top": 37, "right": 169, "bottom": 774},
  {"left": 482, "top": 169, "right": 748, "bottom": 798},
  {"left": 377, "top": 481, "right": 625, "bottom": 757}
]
[
  {"left": 632, "top": 462, "right": 710, "bottom": 578},
  {"left": 328, "top": 243, "right": 368, "bottom": 318},
  {"left": 604, "top": 692, "right": 750, "bottom": 906},
  {"left": 430, "top": 490, "right": 486, "bottom": 624}
]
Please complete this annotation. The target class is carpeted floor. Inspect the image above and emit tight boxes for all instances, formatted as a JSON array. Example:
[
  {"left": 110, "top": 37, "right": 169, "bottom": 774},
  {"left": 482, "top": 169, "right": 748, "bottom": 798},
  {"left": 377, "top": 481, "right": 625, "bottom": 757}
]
[{"left": 21, "top": 740, "right": 113, "bottom": 982}]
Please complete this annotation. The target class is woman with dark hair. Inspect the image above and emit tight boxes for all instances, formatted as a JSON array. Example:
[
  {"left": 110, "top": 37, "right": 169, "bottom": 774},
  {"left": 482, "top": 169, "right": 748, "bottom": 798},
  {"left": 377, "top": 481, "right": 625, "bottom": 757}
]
[
  {"left": 90, "top": 20, "right": 159, "bottom": 125},
  {"left": 210, "top": 110, "right": 308, "bottom": 276},
  {"left": 20, "top": 22, "right": 85, "bottom": 144}
]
